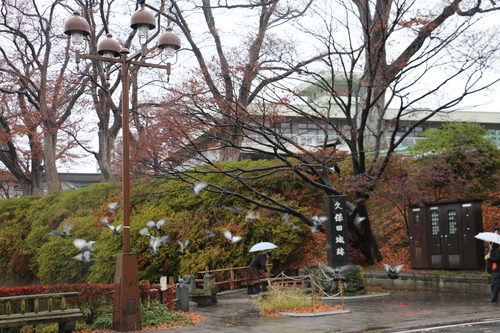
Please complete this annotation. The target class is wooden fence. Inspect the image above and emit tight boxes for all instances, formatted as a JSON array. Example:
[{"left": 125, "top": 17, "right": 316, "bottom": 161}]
[{"left": 197, "top": 265, "right": 255, "bottom": 291}]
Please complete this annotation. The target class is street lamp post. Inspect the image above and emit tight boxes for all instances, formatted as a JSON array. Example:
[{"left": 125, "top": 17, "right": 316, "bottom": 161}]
[{"left": 64, "top": 5, "right": 180, "bottom": 332}]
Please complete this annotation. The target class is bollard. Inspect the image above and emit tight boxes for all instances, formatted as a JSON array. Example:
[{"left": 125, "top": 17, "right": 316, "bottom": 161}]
[
  {"left": 175, "top": 284, "right": 190, "bottom": 312},
  {"left": 185, "top": 275, "right": 196, "bottom": 293}
]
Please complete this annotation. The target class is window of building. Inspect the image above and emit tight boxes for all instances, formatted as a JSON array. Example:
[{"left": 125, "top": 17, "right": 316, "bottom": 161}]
[
  {"left": 448, "top": 209, "right": 457, "bottom": 235},
  {"left": 431, "top": 211, "right": 439, "bottom": 235}
]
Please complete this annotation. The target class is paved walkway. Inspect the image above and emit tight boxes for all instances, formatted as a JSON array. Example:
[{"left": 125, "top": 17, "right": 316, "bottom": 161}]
[{"left": 145, "top": 289, "right": 500, "bottom": 333}]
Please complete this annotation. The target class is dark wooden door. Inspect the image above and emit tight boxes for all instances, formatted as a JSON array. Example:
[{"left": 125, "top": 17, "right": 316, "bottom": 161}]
[
  {"left": 428, "top": 207, "right": 443, "bottom": 268},
  {"left": 442, "top": 204, "right": 462, "bottom": 269}
]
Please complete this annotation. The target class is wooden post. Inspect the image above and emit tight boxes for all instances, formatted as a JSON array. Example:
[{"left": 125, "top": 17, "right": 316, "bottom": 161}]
[
  {"left": 34, "top": 299, "right": 39, "bottom": 313},
  {"left": 311, "top": 269, "right": 315, "bottom": 309},
  {"left": 7, "top": 301, "right": 12, "bottom": 315},
  {"left": 144, "top": 281, "right": 151, "bottom": 308},
  {"left": 338, "top": 279, "right": 345, "bottom": 310},
  {"left": 230, "top": 264, "right": 234, "bottom": 291}
]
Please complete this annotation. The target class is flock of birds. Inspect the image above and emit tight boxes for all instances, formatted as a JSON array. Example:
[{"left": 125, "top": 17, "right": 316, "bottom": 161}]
[
  {"left": 45, "top": 201, "right": 124, "bottom": 265},
  {"left": 46, "top": 222, "right": 95, "bottom": 265},
  {"left": 44, "top": 180, "right": 404, "bottom": 278}
]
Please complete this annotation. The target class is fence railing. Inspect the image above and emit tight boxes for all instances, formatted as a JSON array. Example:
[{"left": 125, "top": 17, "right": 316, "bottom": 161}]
[{"left": 197, "top": 265, "right": 254, "bottom": 291}]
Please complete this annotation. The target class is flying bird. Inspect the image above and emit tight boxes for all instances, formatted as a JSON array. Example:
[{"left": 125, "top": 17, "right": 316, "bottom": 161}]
[
  {"left": 146, "top": 219, "right": 166, "bottom": 231},
  {"left": 139, "top": 228, "right": 169, "bottom": 257},
  {"left": 72, "top": 238, "right": 95, "bottom": 266},
  {"left": 311, "top": 215, "right": 328, "bottom": 235},
  {"left": 224, "top": 206, "right": 244, "bottom": 215},
  {"left": 192, "top": 181, "right": 208, "bottom": 197},
  {"left": 100, "top": 217, "right": 122, "bottom": 235},
  {"left": 108, "top": 202, "right": 119, "bottom": 215},
  {"left": 177, "top": 239, "right": 190, "bottom": 255},
  {"left": 247, "top": 210, "right": 257, "bottom": 222},
  {"left": 283, "top": 213, "right": 299, "bottom": 230},
  {"left": 356, "top": 215, "right": 366, "bottom": 225},
  {"left": 46, "top": 223, "right": 72, "bottom": 238},
  {"left": 330, "top": 165, "right": 341, "bottom": 175},
  {"left": 73, "top": 238, "right": 96, "bottom": 252},
  {"left": 73, "top": 251, "right": 93, "bottom": 265},
  {"left": 223, "top": 230, "right": 242, "bottom": 244},
  {"left": 383, "top": 264, "right": 404, "bottom": 279},
  {"left": 332, "top": 268, "right": 340, "bottom": 281},
  {"left": 203, "top": 229, "right": 215, "bottom": 238}
]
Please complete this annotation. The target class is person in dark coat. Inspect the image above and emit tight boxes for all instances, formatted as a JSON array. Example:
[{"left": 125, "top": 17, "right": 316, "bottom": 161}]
[
  {"left": 486, "top": 242, "right": 500, "bottom": 302},
  {"left": 249, "top": 252, "right": 271, "bottom": 281}
]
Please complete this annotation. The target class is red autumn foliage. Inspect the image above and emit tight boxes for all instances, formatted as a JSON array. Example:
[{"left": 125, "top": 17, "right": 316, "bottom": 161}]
[{"left": 0, "top": 283, "right": 175, "bottom": 311}]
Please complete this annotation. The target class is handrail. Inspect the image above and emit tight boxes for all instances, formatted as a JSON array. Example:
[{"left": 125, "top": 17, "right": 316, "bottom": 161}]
[
  {"left": 0, "top": 292, "right": 79, "bottom": 302},
  {"left": 0, "top": 292, "right": 80, "bottom": 316},
  {"left": 195, "top": 264, "right": 272, "bottom": 291},
  {"left": 197, "top": 266, "right": 250, "bottom": 274}
]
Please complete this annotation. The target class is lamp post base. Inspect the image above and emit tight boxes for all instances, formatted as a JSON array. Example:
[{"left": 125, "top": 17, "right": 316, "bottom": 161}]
[{"left": 112, "top": 253, "right": 142, "bottom": 332}]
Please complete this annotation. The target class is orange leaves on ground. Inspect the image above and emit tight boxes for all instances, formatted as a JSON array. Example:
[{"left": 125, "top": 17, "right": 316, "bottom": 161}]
[{"left": 260, "top": 303, "right": 344, "bottom": 317}]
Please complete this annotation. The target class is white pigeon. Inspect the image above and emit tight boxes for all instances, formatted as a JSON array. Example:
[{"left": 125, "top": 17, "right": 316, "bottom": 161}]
[
  {"left": 46, "top": 223, "right": 72, "bottom": 238},
  {"left": 356, "top": 215, "right": 366, "bottom": 225},
  {"left": 224, "top": 206, "right": 244, "bottom": 215},
  {"left": 146, "top": 219, "right": 166, "bottom": 231},
  {"left": 247, "top": 210, "right": 257, "bottom": 222},
  {"left": 139, "top": 227, "right": 151, "bottom": 236},
  {"left": 192, "top": 181, "right": 208, "bottom": 197},
  {"left": 139, "top": 228, "right": 169, "bottom": 257},
  {"left": 73, "top": 239, "right": 96, "bottom": 252},
  {"left": 283, "top": 213, "right": 299, "bottom": 230},
  {"left": 73, "top": 251, "right": 93, "bottom": 265},
  {"left": 177, "top": 239, "right": 190, "bottom": 255},
  {"left": 108, "top": 202, "right": 119, "bottom": 215},
  {"left": 311, "top": 215, "right": 328, "bottom": 235},
  {"left": 100, "top": 217, "right": 122, "bottom": 235},
  {"left": 223, "top": 230, "right": 242, "bottom": 244},
  {"left": 383, "top": 264, "right": 404, "bottom": 279}
]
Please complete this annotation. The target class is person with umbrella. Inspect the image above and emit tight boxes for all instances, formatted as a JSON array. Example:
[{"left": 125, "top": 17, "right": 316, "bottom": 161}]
[
  {"left": 485, "top": 241, "right": 500, "bottom": 302},
  {"left": 250, "top": 251, "right": 272, "bottom": 281}
]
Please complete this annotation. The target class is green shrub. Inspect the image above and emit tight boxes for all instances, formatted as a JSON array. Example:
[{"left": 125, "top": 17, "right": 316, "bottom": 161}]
[
  {"left": 141, "top": 301, "right": 192, "bottom": 327},
  {"left": 87, "top": 312, "right": 113, "bottom": 329},
  {"left": 75, "top": 301, "right": 193, "bottom": 331},
  {"left": 0, "top": 159, "right": 326, "bottom": 286}
]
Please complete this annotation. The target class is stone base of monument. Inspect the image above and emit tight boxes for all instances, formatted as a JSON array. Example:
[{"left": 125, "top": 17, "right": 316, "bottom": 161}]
[{"left": 300, "top": 263, "right": 365, "bottom": 296}]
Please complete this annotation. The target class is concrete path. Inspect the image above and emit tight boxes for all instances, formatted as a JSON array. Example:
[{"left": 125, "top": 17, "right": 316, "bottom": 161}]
[{"left": 144, "top": 289, "right": 500, "bottom": 333}]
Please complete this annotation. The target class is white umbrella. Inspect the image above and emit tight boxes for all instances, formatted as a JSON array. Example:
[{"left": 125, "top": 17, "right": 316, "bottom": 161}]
[
  {"left": 475, "top": 232, "right": 500, "bottom": 244},
  {"left": 249, "top": 242, "right": 277, "bottom": 252}
]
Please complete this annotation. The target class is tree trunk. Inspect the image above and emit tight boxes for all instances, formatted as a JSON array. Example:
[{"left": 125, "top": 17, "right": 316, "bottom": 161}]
[
  {"left": 98, "top": 159, "right": 115, "bottom": 182},
  {"left": 43, "top": 132, "right": 61, "bottom": 192},
  {"left": 0, "top": 116, "right": 43, "bottom": 196},
  {"left": 218, "top": 127, "right": 244, "bottom": 162},
  {"left": 354, "top": 201, "right": 383, "bottom": 265},
  {"left": 97, "top": 126, "right": 116, "bottom": 182}
]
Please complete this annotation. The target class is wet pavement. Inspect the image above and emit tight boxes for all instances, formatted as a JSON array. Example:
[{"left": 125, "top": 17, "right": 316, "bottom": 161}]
[{"left": 145, "top": 289, "right": 500, "bottom": 333}]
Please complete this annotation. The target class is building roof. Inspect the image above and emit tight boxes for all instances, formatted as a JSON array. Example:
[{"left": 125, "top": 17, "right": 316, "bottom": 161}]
[{"left": 57, "top": 173, "right": 102, "bottom": 183}]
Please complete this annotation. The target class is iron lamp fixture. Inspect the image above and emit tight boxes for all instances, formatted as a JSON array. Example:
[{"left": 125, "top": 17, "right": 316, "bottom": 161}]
[{"left": 63, "top": 4, "right": 180, "bottom": 332}]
